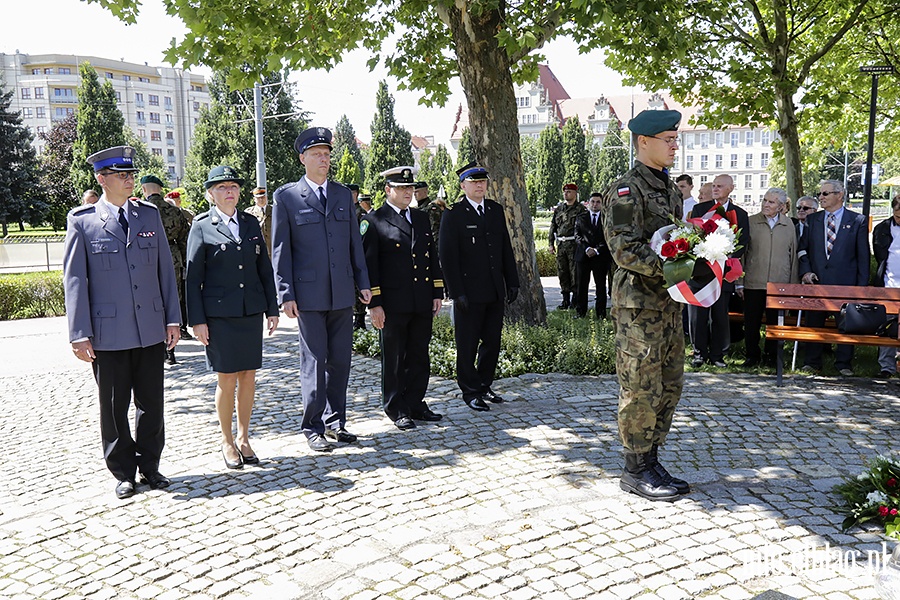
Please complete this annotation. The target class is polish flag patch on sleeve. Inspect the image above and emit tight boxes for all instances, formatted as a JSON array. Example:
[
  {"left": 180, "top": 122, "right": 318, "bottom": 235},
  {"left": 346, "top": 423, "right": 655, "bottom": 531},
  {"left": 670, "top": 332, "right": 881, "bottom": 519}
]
[{"left": 617, "top": 187, "right": 631, "bottom": 197}]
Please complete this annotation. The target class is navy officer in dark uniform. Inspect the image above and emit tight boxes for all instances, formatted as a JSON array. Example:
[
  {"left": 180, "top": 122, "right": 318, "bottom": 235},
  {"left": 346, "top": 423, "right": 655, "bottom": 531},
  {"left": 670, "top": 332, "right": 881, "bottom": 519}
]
[
  {"left": 361, "top": 166, "right": 444, "bottom": 430},
  {"left": 438, "top": 162, "right": 519, "bottom": 411},
  {"left": 271, "top": 127, "right": 372, "bottom": 452},
  {"left": 63, "top": 146, "right": 181, "bottom": 499}
]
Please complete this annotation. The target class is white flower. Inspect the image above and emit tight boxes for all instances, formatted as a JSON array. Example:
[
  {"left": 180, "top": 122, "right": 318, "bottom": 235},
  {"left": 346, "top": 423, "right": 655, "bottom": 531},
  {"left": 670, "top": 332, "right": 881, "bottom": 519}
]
[
  {"left": 858, "top": 472, "right": 870, "bottom": 481},
  {"left": 671, "top": 226, "right": 695, "bottom": 241},
  {"left": 867, "top": 490, "right": 888, "bottom": 505},
  {"left": 695, "top": 231, "right": 736, "bottom": 262},
  {"left": 715, "top": 219, "right": 736, "bottom": 243}
]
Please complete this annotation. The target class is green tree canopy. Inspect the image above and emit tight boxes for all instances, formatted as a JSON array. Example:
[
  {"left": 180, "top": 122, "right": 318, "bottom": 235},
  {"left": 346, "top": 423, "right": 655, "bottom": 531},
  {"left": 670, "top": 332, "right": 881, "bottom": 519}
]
[
  {"left": 38, "top": 114, "right": 78, "bottom": 231},
  {"left": 330, "top": 114, "right": 365, "bottom": 184},
  {"left": 335, "top": 148, "right": 361, "bottom": 186},
  {"left": 365, "top": 81, "right": 413, "bottom": 206},
  {"left": 70, "top": 62, "right": 126, "bottom": 197},
  {"left": 0, "top": 83, "right": 43, "bottom": 235},
  {"left": 593, "top": 120, "right": 629, "bottom": 195},
  {"left": 535, "top": 125, "right": 564, "bottom": 210},
  {"left": 562, "top": 116, "right": 591, "bottom": 202}
]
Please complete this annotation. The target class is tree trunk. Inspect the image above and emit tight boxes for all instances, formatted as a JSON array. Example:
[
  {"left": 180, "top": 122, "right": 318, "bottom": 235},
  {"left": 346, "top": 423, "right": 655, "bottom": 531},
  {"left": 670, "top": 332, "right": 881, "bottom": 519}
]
[
  {"left": 444, "top": 4, "right": 547, "bottom": 325},
  {"left": 774, "top": 86, "right": 804, "bottom": 208}
]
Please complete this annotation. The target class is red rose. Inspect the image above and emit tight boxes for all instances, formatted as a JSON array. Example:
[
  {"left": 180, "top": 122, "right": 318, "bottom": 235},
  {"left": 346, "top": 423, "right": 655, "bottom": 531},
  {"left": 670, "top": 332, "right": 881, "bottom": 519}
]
[
  {"left": 673, "top": 238, "right": 690, "bottom": 254},
  {"left": 700, "top": 220, "right": 719, "bottom": 235},
  {"left": 891, "top": 508, "right": 899, "bottom": 516},
  {"left": 879, "top": 506, "right": 890, "bottom": 517},
  {"left": 887, "top": 477, "right": 897, "bottom": 488},
  {"left": 660, "top": 241, "right": 678, "bottom": 259}
]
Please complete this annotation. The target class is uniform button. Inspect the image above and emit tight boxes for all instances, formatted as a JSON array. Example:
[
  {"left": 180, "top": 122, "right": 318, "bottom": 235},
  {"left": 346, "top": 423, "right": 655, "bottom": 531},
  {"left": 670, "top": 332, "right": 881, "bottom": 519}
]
[
  {"left": 414, "top": 278, "right": 418, "bottom": 282},
  {"left": 136, "top": 305, "right": 141, "bottom": 310},
  {"left": 396, "top": 243, "right": 400, "bottom": 248},
  {"left": 412, "top": 254, "right": 416, "bottom": 258},
  {"left": 130, "top": 265, "right": 135, "bottom": 270},
  {"left": 133, "top": 285, "right": 138, "bottom": 290},
  {"left": 238, "top": 265, "right": 243, "bottom": 270},
  {"left": 414, "top": 265, "right": 418, "bottom": 269},
  {"left": 425, "top": 277, "right": 429, "bottom": 282},
  {"left": 239, "top": 283, "right": 244, "bottom": 288},
  {"left": 236, "top": 246, "right": 241, "bottom": 251}
]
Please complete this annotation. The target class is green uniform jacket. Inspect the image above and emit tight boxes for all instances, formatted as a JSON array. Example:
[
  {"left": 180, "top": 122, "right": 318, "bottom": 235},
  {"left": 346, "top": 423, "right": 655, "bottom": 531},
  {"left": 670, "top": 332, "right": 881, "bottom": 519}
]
[
  {"left": 602, "top": 161, "right": 682, "bottom": 312},
  {"left": 144, "top": 193, "right": 190, "bottom": 271},
  {"left": 549, "top": 201, "right": 587, "bottom": 245}
]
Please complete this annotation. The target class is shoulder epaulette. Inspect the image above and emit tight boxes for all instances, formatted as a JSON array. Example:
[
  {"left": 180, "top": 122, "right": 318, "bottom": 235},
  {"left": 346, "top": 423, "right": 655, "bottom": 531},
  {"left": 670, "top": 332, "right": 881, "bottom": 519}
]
[
  {"left": 135, "top": 199, "right": 159, "bottom": 211},
  {"left": 70, "top": 204, "right": 95, "bottom": 216},
  {"left": 193, "top": 211, "right": 210, "bottom": 222}
]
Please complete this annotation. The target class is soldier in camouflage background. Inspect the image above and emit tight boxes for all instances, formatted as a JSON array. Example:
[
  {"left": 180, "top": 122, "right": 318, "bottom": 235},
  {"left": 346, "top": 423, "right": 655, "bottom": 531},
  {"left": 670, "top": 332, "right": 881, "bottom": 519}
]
[
  {"left": 549, "top": 183, "right": 587, "bottom": 309},
  {"left": 244, "top": 187, "right": 272, "bottom": 251},
  {"left": 140, "top": 175, "right": 191, "bottom": 363},
  {"left": 601, "top": 109, "right": 690, "bottom": 502},
  {"left": 416, "top": 182, "right": 446, "bottom": 249}
]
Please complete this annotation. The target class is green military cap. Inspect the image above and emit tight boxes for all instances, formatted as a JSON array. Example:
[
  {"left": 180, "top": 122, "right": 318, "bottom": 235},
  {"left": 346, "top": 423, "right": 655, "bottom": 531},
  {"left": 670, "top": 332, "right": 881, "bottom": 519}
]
[
  {"left": 204, "top": 165, "right": 245, "bottom": 189},
  {"left": 628, "top": 109, "right": 682, "bottom": 136},
  {"left": 140, "top": 174, "right": 165, "bottom": 186}
]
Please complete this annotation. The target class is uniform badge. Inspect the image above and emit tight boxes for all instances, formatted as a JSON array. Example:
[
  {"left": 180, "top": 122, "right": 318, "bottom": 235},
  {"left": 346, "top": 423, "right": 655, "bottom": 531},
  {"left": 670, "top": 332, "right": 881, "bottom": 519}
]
[
  {"left": 617, "top": 187, "right": 631, "bottom": 197},
  {"left": 137, "top": 231, "right": 155, "bottom": 237},
  {"left": 360, "top": 221, "right": 369, "bottom": 235}
]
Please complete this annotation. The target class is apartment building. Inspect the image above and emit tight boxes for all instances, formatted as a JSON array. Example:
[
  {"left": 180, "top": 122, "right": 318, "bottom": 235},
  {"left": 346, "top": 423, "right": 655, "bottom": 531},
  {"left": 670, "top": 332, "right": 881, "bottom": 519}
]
[{"left": 0, "top": 52, "right": 210, "bottom": 183}]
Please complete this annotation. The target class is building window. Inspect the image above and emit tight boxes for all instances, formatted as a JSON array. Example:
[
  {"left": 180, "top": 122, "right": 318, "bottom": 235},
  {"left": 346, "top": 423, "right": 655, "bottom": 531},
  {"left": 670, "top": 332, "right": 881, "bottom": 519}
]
[
  {"left": 700, "top": 155, "right": 708, "bottom": 169},
  {"left": 60, "top": 67, "right": 71, "bottom": 75},
  {"left": 164, "top": 96, "right": 173, "bottom": 110},
  {"left": 149, "top": 95, "right": 159, "bottom": 106},
  {"left": 744, "top": 174, "right": 752, "bottom": 188},
  {"left": 31, "top": 68, "right": 40, "bottom": 75},
  {"left": 167, "top": 149, "right": 175, "bottom": 162},
  {"left": 745, "top": 154, "right": 753, "bottom": 168},
  {"left": 761, "top": 130, "right": 771, "bottom": 146},
  {"left": 35, "top": 87, "right": 44, "bottom": 99},
  {"left": 106, "top": 72, "right": 114, "bottom": 79},
  {"left": 139, "top": 77, "right": 150, "bottom": 83},
  {"left": 22, "top": 108, "right": 33, "bottom": 119},
  {"left": 152, "top": 148, "right": 163, "bottom": 156},
  {"left": 53, "top": 88, "right": 73, "bottom": 98},
  {"left": 191, "top": 84, "right": 203, "bottom": 92},
  {"left": 715, "top": 132, "right": 723, "bottom": 148},
  {"left": 151, "top": 130, "right": 162, "bottom": 141},
  {"left": 745, "top": 131, "right": 753, "bottom": 146},
  {"left": 700, "top": 175, "right": 708, "bottom": 184},
  {"left": 516, "top": 96, "right": 530, "bottom": 108},
  {"left": 165, "top": 114, "right": 174, "bottom": 124},
  {"left": 150, "top": 113, "right": 160, "bottom": 124},
  {"left": 115, "top": 92, "right": 121, "bottom": 102},
  {"left": 21, "top": 88, "right": 31, "bottom": 99},
  {"left": 715, "top": 155, "right": 723, "bottom": 169},
  {"left": 135, "top": 93, "right": 144, "bottom": 101},
  {"left": 193, "top": 101, "right": 200, "bottom": 111},
  {"left": 685, "top": 133, "right": 695, "bottom": 149},
  {"left": 44, "top": 68, "right": 53, "bottom": 75},
  {"left": 760, "top": 173, "right": 769, "bottom": 188},
  {"left": 744, "top": 194, "right": 752, "bottom": 204},
  {"left": 166, "top": 131, "right": 174, "bottom": 140},
  {"left": 36, "top": 107, "right": 45, "bottom": 118},
  {"left": 700, "top": 133, "right": 709, "bottom": 148},
  {"left": 54, "top": 107, "right": 74, "bottom": 118},
  {"left": 686, "top": 155, "right": 694, "bottom": 170},
  {"left": 730, "top": 132, "right": 740, "bottom": 147},
  {"left": 672, "top": 156, "right": 679, "bottom": 170},
  {"left": 138, "top": 129, "right": 146, "bottom": 140},
  {"left": 136, "top": 111, "right": 146, "bottom": 125},
  {"left": 123, "top": 74, "right": 131, "bottom": 81},
  {"left": 761, "top": 152, "right": 769, "bottom": 168},
  {"left": 168, "top": 166, "right": 177, "bottom": 177},
  {"left": 730, "top": 154, "right": 738, "bottom": 168}
]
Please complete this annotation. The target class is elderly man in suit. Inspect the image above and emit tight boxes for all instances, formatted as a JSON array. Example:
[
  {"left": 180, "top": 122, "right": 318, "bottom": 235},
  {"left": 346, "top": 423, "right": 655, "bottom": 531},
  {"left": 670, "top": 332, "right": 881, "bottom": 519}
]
[
  {"left": 63, "top": 146, "right": 181, "bottom": 499},
  {"left": 688, "top": 174, "right": 750, "bottom": 367},
  {"left": 361, "top": 166, "right": 444, "bottom": 430},
  {"left": 272, "top": 127, "right": 372, "bottom": 452},
  {"left": 799, "top": 179, "right": 870, "bottom": 376},
  {"left": 574, "top": 192, "right": 612, "bottom": 319},
  {"left": 439, "top": 161, "right": 519, "bottom": 412}
]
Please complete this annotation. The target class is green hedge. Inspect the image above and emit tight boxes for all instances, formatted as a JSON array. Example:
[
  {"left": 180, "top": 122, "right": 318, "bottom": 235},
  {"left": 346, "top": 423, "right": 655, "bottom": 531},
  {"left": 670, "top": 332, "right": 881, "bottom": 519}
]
[
  {"left": 536, "top": 247, "right": 556, "bottom": 277},
  {"left": 353, "top": 310, "right": 615, "bottom": 377},
  {"left": 0, "top": 271, "right": 66, "bottom": 320}
]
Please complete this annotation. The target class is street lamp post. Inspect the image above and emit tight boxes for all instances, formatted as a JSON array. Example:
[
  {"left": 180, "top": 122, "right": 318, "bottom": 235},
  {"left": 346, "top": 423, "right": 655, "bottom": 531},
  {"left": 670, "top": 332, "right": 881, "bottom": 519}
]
[{"left": 859, "top": 65, "right": 895, "bottom": 217}]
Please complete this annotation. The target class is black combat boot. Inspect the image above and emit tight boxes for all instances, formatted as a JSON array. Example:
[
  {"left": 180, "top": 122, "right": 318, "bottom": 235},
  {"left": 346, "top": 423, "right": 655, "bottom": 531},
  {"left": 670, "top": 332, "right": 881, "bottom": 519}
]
[
  {"left": 353, "top": 314, "right": 366, "bottom": 330},
  {"left": 180, "top": 325, "right": 194, "bottom": 341},
  {"left": 620, "top": 450, "right": 680, "bottom": 501},
  {"left": 166, "top": 349, "right": 177, "bottom": 366},
  {"left": 648, "top": 444, "right": 690, "bottom": 495},
  {"left": 557, "top": 292, "right": 571, "bottom": 310}
]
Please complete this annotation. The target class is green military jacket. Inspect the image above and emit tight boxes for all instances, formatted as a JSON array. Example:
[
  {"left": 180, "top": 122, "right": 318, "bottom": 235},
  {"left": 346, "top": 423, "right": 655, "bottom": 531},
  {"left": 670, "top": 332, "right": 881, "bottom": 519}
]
[
  {"left": 145, "top": 193, "right": 190, "bottom": 270},
  {"left": 601, "top": 161, "right": 682, "bottom": 312},
  {"left": 549, "top": 201, "right": 587, "bottom": 245}
]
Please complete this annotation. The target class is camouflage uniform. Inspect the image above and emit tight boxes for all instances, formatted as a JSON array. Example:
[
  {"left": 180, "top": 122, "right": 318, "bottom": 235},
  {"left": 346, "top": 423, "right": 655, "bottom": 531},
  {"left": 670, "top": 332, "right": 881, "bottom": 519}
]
[
  {"left": 144, "top": 193, "right": 190, "bottom": 299},
  {"left": 244, "top": 203, "right": 272, "bottom": 250},
  {"left": 549, "top": 201, "right": 587, "bottom": 299},
  {"left": 602, "top": 161, "right": 683, "bottom": 454},
  {"left": 420, "top": 198, "right": 446, "bottom": 245}
]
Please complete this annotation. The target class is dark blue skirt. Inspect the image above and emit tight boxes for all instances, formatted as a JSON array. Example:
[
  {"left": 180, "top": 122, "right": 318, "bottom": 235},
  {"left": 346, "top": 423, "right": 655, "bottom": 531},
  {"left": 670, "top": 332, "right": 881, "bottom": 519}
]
[{"left": 205, "top": 314, "right": 264, "bottom": 373}]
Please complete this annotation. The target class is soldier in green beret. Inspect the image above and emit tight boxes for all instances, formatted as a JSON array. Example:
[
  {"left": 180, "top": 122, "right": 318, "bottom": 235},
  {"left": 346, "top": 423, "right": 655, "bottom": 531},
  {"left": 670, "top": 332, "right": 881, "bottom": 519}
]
[
  {"left": 601, "top": 109, "right": 690, "bottom": 502},
  {"left": 549, "top": 183, "right": 587, "bottom": 309},
  {"left": 140, "top": 174, "right": 192, "bottom": 361}
]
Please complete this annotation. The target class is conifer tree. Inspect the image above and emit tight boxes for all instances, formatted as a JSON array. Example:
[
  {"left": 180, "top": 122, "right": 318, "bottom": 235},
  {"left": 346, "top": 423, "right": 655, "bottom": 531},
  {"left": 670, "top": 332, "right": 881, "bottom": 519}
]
[
  {"left": 0, "top": 83, "right": 43, "bottom": 235},
  {"left": 594, "top": 120, "right": 629, "bottom": 194},
  {"left": 562, "top": 116, "right": 591, "bottom": 201},
  {"left": 534, "top": 125, "right": 564, "bottom": 209},
  {"left": 335, "top": 148, "right": 361, "bottom": 186},
  {"left": 70, "top": 62, "right": 126, "bottom": 197},
  {"left": 38, "top": 114, "right": 78, "bottom": 231},
  {"left": 330, "top": 115, "right": 365, "bottom": 183},
  {"left": 365, "top": 81, "right": 413, "bottom": 205}
]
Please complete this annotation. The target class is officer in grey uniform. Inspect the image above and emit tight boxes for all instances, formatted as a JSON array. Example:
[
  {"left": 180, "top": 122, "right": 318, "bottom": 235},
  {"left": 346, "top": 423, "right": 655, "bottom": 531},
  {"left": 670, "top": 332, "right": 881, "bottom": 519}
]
[
  {"left": 272, "top": 127, "right": 372, "bottom": 453},
  {"left": 602, "top": 110, "right": 690, "bottom": 502},
  {"left": 63, "top": 146, "right": 181, "bottom": 500}
]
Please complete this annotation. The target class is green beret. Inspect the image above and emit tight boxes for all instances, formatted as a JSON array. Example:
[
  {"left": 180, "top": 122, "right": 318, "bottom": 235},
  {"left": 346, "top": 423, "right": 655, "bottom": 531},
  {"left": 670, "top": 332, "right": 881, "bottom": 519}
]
[
  {"left": 140, "top": 175, "right": 164, "bottom": 187},
  {"left": 628, "top": 109, "right": 682, "bottom": 136}
]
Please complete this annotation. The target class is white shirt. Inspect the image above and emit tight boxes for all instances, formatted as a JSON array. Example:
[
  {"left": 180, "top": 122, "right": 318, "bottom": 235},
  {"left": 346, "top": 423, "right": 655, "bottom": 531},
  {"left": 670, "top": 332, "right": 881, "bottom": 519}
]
[
  {"left": 683, "top": 196, "right": 697, "bottom": 218},
  {"left": 213, "top": 206, "right": 240, "bottom": 241},
  {"left": 886, "top": 220, "right": 900, "bottom": 288},
  {"left": 385, "top": 199, "right": 411, "bottom": 223},
  {"left": 466, "top": 197, "right": 485, "bottom": 214},
  {"left": 304, "top": 176, "right": 327, "bottom": 200}
]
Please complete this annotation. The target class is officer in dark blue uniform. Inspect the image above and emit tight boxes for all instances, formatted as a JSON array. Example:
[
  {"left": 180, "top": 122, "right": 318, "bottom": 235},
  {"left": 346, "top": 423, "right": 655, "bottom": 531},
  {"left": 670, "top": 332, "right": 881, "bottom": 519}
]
[
  {"left": 361, "top": 166, "right": 444, "bottom": 430},
  {"left": 63, "top": 146, "right": 181, "bottom": 499},
  {"left": 438, "top": 162, "right": 519, "bottom": 411}
]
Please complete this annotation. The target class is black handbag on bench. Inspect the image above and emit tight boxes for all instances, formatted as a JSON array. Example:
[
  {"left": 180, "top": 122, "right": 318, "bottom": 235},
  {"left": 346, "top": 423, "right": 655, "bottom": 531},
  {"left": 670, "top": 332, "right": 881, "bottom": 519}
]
[{"left": 838, "top": 303, "right": 887, "bottom": 335}]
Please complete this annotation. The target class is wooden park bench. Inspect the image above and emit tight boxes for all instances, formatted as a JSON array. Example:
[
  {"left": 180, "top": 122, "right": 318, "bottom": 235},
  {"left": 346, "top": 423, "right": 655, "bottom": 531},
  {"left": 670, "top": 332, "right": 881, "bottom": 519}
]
[{"left": 765, "top": 283, "right": 900, "bottom": 385}]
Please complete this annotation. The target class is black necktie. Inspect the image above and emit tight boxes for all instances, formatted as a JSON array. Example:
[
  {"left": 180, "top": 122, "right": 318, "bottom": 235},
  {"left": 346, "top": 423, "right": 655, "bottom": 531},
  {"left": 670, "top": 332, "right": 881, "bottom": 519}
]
[
  {"left": 477, "top": 205, "right": 484, "bottom": 218},
  {"left": 592, "top": 213, "right": 598, "bottom": 228},
  {"left": 318, "top": 186, "right": 326, "bottom": 211},
  {"left": 400, "top": 208, "right": 409, "bottom": 223},
  {"left": 118, "top": 207, "right": 128, "bottom": 236}
]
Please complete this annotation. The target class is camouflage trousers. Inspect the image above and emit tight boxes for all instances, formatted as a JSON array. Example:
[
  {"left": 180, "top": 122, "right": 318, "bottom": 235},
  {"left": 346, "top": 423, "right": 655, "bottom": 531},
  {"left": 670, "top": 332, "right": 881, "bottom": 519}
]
[
  {"left": 555, "top": 241, "right": 578, "bottom": 294},
  {"left": 612, "top": 306, "right": 684, "bottom": 453}
]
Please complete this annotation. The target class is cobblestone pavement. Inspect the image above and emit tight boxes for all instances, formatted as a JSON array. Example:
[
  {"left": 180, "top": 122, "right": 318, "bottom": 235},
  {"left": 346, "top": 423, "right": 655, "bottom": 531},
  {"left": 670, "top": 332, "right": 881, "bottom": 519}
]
[{"left": 0, "top": 312, "right": 897, "bottom": 600}]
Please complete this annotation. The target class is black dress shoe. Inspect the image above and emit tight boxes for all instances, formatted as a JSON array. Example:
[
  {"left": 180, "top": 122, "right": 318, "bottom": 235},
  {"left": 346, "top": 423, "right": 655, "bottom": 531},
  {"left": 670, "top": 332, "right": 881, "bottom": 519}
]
[
  {"left": 482, "top": 389, "right": 505, "bottom": 403},
  {"left": 239, "top": 451, "right": 260, "bottom": 465},
  {"left": 411, "top": 409, "right": 443, "bottom": 422},
  {"left": 394, "top": 416, "right": 417, "bottom": 430},
  {"left": 115, "top": 480, "right": 136, "bottom": 499},
  {"left": 324, "top": 428, "right": 358, "bottom": 443},
  {"left": 140, "top": 471, "right": 170, "bottom": 489},
  {"left": 465, "top": 397, "right": 490, "bottom": 411},
  {"left": 307, "top": 434, "right": 334, "bottom": 452},
  {"left": 165, "top": 350, "right": 177, "bottom": 365},
  {"left": 222, "top": 445, "right": 244, "bottom": 469},
  {"left": 179, "top": 327, "right": 194, "bottom": 341}
]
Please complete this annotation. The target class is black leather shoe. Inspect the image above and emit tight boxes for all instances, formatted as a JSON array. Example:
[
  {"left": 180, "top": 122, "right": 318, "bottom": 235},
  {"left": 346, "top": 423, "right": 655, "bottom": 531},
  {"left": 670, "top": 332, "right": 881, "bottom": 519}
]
[
  {"left": 222, "top": 444, "right": 243, "bottom": 469},
  {"left": 180, "top": 327, "right": 194, "bottom": 341},
  {"left": 115, "top": 480, "right": 136, "bottom": 499},
  {"left": 394, "top": 416, "right": 417, "bottom": 430},
  {"left": 620, "top": 451, "right": 680, "bottom": 501},
  {"left": 165, "top": 350, "right": 177, "bottom": 365},
  {"left": 482, "top": 389, "right": 505, "bottom": 403},
  {"left": 411, "top": 409, "right": 443, "bottom": 422},
  {"left": 465, "top": 397, "right": 490, "bottom": 411},
  {"left": 140, "top": 471, "right": 170, "bottom": 489},
  {"left": 239, "top": 450, "right": 260, "bottom": 465},
  {"left": 324, "top": 428, "right": 358, "bottom": 443},
  {"left": 307, "top": 434, "right": 334, "bottom": 452}
]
